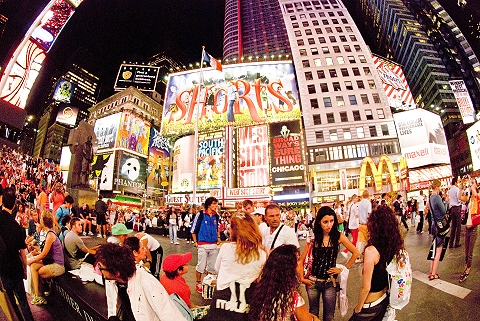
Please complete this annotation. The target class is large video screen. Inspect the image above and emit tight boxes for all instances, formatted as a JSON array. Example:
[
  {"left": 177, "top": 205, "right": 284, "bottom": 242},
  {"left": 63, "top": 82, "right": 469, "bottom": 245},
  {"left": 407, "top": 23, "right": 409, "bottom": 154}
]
[{"left": 161, "top": 61, "right": 301, "bottom": 136}]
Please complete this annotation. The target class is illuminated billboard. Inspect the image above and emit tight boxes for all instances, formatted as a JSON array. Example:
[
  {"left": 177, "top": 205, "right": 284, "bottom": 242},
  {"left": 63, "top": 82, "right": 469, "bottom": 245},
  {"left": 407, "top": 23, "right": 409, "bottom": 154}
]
[
  {"left": 147, "top": 127, "right": 170, "bottom": 192},
  {"left": 269, "top": 120, "right": 306, "bottom": 186},
  {"left": 53, "top": 79, "right": 75, "bottom": 103},
  {"left": 449, "top": 80, "right": 475, "bottom": 124},
  {"left": 116, "top": 112, "right": 151, "bottom": 156},
  {"left": 114, "top": 64, "right": 160, "bottom": 91},
  {"left": 467, "top": 120, "right": 480, "bottom": 171},
  {"left": 0, "top": 40, "right": 46, "bottom": 108},
  {"left": 393, "top": 109, "right": 450, "bottom": 169},
  {"left": 115, "top": 151, "right": 147, "bottom": 193},
  {"left": 90, "top": 153, "right": 115, "bottom": 191},
  {"left": 171, "top": 135, "right": 195, "bottom": 193},
  {"left": 31, "top": 0, "right": 75, "bottom": 51},
  {"left": 197, "top": 131, "right": 224, "bottom": 190},
  {"left": 94, "top": 113, "right": 121, "bottom": 151},
  {"left": 238, "top": 125, "right": 270, "bottom": 187},
  {"left": 372, "top": 55, "right": 415, "bottom": 110},
  {"left": 56, "top": 106, "right": 78, "bottom": 126},
  {"left": 161, "top": 61, "right": 301, "bottom": 136}
]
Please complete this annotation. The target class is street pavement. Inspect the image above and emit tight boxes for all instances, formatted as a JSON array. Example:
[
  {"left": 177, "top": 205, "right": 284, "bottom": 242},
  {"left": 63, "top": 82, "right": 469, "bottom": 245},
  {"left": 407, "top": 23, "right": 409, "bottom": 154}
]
[{"left": 19, "top": 223, "right": 480, "bottom": 321}]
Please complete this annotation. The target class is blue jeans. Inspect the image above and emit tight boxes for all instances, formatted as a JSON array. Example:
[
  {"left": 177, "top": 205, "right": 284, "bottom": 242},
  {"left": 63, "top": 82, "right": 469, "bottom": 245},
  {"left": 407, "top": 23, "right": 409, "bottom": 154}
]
[
  {"left": 0, "top": 275, "right": 35, "bottom": 321},
  {"left": 306, "top": 279, "right": 337, "bottom": 321},
  {"left": 169, "top": 224, "right": 178, "bottom": 243},
  {"left": 348, "top": 296, "right": 388, "bottom": 321}
]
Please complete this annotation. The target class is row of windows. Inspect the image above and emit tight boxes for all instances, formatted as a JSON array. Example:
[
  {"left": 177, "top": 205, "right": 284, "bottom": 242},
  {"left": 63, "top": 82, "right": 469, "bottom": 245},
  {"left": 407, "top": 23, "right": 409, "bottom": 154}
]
[
  {"left": 314, "top": 125, "right": 390, "bottom": 144},
  {"left": 310, "top": 93, "right": 381, "bottom": 109},
  {"left": 295, "top": 26, "right": 354, "bottom": 36},
  {"left": 291, "top": 17, "right": 348, "bottom": 28},
  {"left": 285, "top": 2, "right": 343, "bottom": 15},
  {"left": 306, "top": 79, "right": 377, "bottom": 94},
  {"left": 311, "top": 108, "right": 385, "bottom": 125},
  {"left": 297, "top": 34, "right": 358, "bottom": 45},
  {"left": 308, "top": 140, "right": 400, "bottom": 164},
  {"left": 301, "top": 55, "right": 368, "bottom": 67},
  {"left": 300, "top": 44, "right": 361, "bottom": 56},
  {"left": 304, "top": 67, "right": 371, "bottom": 80}
]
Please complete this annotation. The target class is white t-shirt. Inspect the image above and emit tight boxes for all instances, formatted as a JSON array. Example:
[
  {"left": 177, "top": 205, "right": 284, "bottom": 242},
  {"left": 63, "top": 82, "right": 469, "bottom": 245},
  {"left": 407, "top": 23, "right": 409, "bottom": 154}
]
[
  {"left": 348, "top": 203, "right": 359, "bottom": 229},
  {"left": 417, "top": 195, "right": 425, "bottom": 211},
  {"left": 262, "top": 224, "right": 300, "bottom": 250},
  {"left": 140, "top": 233, "right": 160, "bottom": 251},
  {"left": 215, "top": 242, "right": 267, "bottom": 290}
]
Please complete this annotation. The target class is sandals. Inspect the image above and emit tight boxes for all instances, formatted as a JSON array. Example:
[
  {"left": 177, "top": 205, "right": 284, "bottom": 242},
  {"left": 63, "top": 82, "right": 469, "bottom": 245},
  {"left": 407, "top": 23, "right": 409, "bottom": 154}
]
[
  {"left": 459, "top": 271, "right": 469, "bottom": 283},
  {"left": 428, "top": 274, "right": 440, "bottom": 281}
]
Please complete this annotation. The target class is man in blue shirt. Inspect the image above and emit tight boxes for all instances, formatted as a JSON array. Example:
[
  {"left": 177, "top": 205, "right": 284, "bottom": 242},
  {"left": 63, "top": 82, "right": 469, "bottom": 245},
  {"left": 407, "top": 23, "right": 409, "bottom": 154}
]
[
  {"left": 55, "top": 195, "right": 74, "bottom": 231},
  {"left": 191, "top": 197, "right": 220, "bottom": 294}
]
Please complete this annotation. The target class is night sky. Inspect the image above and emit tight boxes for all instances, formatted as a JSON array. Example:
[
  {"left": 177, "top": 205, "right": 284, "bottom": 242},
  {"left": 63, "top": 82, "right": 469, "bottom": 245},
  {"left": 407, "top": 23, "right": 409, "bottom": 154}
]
[{"left": 0, "top": 0, "right": 225, "bottom": 117}]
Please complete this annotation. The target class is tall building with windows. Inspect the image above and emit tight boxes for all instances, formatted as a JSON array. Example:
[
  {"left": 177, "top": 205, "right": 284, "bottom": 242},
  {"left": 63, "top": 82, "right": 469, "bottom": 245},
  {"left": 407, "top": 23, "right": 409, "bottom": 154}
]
[
  {"left": 223, "top": 0, "right": 291, "bottom": 63},
  {"left": 277, "top": 0, "right": 402, "bottom": 202},
  {"left": 344, "top": 0, "right": 480, "bottom": 175}
]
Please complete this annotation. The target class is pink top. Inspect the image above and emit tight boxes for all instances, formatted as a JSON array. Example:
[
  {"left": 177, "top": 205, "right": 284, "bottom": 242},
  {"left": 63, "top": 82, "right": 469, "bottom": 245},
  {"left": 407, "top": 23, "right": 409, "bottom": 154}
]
[{"left": 51, "top": 192, "right": 65, "bottom": 216}]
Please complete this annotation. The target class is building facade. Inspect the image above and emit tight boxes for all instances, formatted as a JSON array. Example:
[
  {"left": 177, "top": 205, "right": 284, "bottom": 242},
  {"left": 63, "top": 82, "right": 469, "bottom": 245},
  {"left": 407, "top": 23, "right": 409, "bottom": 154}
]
[
  {"left": 277, "top": 0, "right": 402, "bottom": 204},
  {"left": 223, "top": 0, "right": 292, "bottom": 63}
]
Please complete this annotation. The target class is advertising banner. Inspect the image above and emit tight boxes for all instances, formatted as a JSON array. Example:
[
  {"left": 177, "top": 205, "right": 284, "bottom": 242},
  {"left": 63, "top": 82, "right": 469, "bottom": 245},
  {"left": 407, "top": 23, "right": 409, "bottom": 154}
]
[
  {"left": 393, "top": 108, "right": 450, "bottom": 168},
  {"left": 114, "top": 64, "right": 159, "bottom": 91},
  {"left": 238, "top": 125, "right": 270, "bottom": 187},
  {"left": 197, "top": 131, "right": 224, "bottom": 190},
  {"left": 449, "top": 80, "right": 475, "bottom": 124},
  {"left": 116, "top": 111, "right": 151, "bottom": 156},
  {"left": 93, "top": 113, "right": 121, "bottom": 150},
  {"left": 171, "top": 135, "right": 195, "bottom": 193},
  {"left": 147, "top": 126, "right": 170, "bottom": 192},
  {"left": 53, "top": 79, "right": 75, "bottom": 103},
  {"left": 372, "top": 55, "right": 416, "bottom": 110},
  {"left": 467, "top": 120, "right": 480, "bottom": 171},
  {"left": 115, "top": 151, "right": 147, "bottom": 193},
  {"left": 56, "top": 106, "right": 78, "bottom": 126},
  {"left": 393, "top": 109, "right": 450, "bottom": 169},
  {"left": 161, "top": 61, "right": 301, "bottom": 136},
  {"left": 269, "top": 120, "right": 306, "bottom": 186},
  {"left": 408, "top": 164, "right": 452, "bottom": 184},
  {"left": 0, "top": 39, "right": 46, "bottom": 109},
  {"left": 90, "top": 153, "right": 115, "bottom": 191}
]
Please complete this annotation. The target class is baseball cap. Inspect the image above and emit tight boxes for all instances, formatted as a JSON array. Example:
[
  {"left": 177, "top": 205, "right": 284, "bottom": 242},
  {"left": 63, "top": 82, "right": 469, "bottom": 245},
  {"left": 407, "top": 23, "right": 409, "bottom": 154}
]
[
  {"left": 253, "top": 208, "right": 265, "bottom": 216},
  {"left": 162, "top": 252, "right": 193, "bottom": 272},
  {"left": 111, "top": 223, "right": 133, "bottom": 236}
]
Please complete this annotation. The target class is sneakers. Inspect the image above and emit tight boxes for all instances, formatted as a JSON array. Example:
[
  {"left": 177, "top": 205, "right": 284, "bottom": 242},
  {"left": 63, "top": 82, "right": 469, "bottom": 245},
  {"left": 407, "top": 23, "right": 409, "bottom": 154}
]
[
  {"left": 88, "top": 232, "right": 94, "bottom": 236},
  {"left": 174, "top": 242, "right": 180, "bottom": 245},
  {"left": 195, "top": 283, "right": 203, "bottom": 294},
  {"left": 82, "top": 232, "right": 86, "bottom": 236},
  {"left": 186, "top": 241, "right": 190, "bottom": 243},
  {"left": 170, "top": 241, "right": 174, "bottom": 244},
  {"left": 97, "top": 234, "right": 102, "bottom": 238},
  {"left": 31, "top": 296, "right": 47, "bottom": 305}
]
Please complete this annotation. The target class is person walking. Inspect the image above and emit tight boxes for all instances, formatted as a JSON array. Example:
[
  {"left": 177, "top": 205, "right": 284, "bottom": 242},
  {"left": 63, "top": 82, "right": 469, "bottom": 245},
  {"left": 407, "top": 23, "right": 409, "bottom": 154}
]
[
  {"left": 357, "top": 190, "right": 372, "bottom": 263},
  {"left": 166, "top": 207, "right": 180, "bottom": 244},
  {"left": 191, "top": 197, "right": 221, "bottom": 294},
  {"left": 428, "top": 179, "right": 447, "bottom": 280},
  {"left": 349, "top": 205, "right": 405, "bottom": 320},
  {"left": 416, "top": 190, "right": 426, "bottom": 233},
  {"left": 448, "top": 177, "right": 464, "bottom": 248},
  {"left": 299, "top": 206, "right": 359, "bottom": 321},
  {"left": 343, "top": 195, "right": 359, "bottom": 256},
  {"left": 459, "top": 177, "right": 479, "bottom": 283},
  {"left": 95, "top": 195, "right": 108, "bottom": 238}
]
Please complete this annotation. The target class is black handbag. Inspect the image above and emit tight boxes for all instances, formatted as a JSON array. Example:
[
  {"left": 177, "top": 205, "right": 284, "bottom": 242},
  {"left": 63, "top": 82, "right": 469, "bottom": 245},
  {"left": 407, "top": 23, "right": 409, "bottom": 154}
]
[{"left": 429, "top": 198, "right": 450, "bottom": 237}]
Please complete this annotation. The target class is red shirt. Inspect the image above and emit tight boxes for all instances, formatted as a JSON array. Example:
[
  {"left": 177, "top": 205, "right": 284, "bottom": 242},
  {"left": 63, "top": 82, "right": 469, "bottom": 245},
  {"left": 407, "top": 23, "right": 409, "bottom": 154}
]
[{"left": 159, "top": 273, "right": 191, "bottom": 307}]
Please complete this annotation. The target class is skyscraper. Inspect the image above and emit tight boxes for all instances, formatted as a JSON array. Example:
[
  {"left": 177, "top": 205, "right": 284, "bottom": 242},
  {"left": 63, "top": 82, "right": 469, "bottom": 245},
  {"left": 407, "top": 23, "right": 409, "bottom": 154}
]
[
  {"left": 344, "top": 0, "right": 480, "bottom": 175},
  {"left": 278, "top": 0, "right": 402, "bottom": 201},
  {"left": 223, "top": 0, "right": 291, "bottom": 62}
]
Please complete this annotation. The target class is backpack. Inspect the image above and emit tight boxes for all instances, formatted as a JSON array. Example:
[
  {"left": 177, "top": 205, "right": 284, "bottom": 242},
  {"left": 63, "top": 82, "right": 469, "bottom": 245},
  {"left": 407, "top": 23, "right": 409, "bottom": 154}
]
[
  {"left": 386, "top": 249, "right": 412, "bottom": 310},
  {"left": 169, "top": 293, "right": 193, "bottom": 321}
]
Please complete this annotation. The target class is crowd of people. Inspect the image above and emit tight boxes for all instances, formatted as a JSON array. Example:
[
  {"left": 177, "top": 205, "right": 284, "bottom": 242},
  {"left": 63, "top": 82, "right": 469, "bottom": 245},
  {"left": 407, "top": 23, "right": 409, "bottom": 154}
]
[{"left": 1, "top": 144, "right": 478, "bottom": 321}]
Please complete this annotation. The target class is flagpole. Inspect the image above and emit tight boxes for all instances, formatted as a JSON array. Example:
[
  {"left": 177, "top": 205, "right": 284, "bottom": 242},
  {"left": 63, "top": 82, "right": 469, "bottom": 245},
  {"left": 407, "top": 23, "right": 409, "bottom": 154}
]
[{"left": 192, "top": 47, "right": 205, "bottom": 208}]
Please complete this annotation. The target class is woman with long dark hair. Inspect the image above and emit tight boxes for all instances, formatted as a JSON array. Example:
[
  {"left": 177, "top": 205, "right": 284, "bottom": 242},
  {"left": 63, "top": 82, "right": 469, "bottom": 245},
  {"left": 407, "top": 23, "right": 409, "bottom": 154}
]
[
  {"left": 249, "top": 244, "right": 320, "bottom": 321},
  {"left": 349, "top": 205, "right": 404, "bottom": 320},
  {"left": 205, "top": 212, "right": 267, "bottom": 321},
  {"left": 300, "top": 206, "right": 359, "bottom": 321}
]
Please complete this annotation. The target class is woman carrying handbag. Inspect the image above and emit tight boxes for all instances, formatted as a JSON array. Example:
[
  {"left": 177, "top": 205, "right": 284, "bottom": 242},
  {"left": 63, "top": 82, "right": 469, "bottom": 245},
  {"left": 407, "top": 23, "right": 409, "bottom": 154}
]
[{"left": 428, "top": 179, "right": 447, "bottom": 281}]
